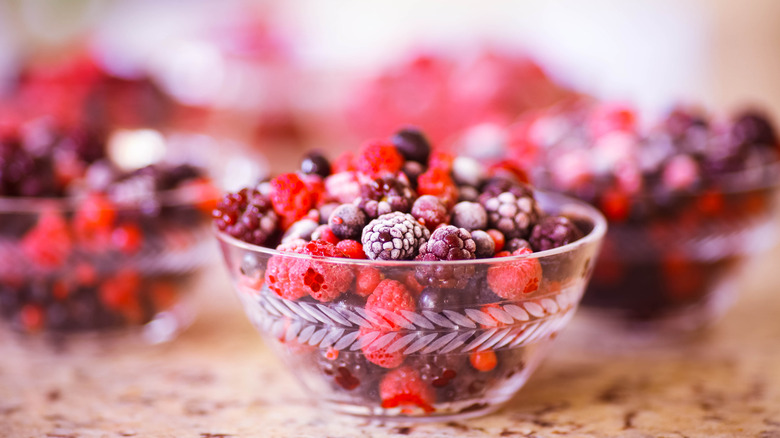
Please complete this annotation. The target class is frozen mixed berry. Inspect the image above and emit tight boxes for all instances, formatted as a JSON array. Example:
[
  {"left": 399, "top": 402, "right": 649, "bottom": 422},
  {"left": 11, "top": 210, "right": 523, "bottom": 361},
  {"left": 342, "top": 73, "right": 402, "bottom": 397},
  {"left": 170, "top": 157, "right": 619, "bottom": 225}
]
[
  {"left": 292, "top": 240, "right": 355, "bottom": 302},
  {"left": 505, "top": 238, "right": 531, "bottom": 253},
  {"left": 452, "top": 156, "right": 486, "bottom": 187},
  {"left": 311, "top": 225, "right": 339, "bottom": 245},
  {"left": 358, "top": 174, "right": 416, "bottom": 219},
  {"left": 21, "top": 211, "right": 73, "bottom": 269},
  {"left": 213, "top": 188, "right": 279, "bottom": 246},
  {"left": 528, "top": 216, "right": 584, "bottom": 252},
  {"left": 361, "top": 329, "right": 405, "bottom": 369},
  {"left": 300, "top": 150, "right": 332, "bottom": 179},
  {"left": 478, "top": 179, "right": 538, "bottom": 239},
  {"left": 336, "top": 239, "right": 367, "bottom": 259},
  {"left": 417, "top": 167, "right": 458, "bottom": 208},
  {"left": 402, "top": 161, "right": 425, "bottom": 190},
  {"left": 379, "top": 366, "right": 435, "bottom": 413},
  {"left": 328, "top": 204, "right": 367, "bottom": 240},
  {"left": 411, "top": 195, "right": 448, "bottom": 233},
  {"left": 415, "top": 225, "right": 476, "bottom": 289},
  {"left": 471, "top": 230, "right": 495, "bottom": 259},
  {"left": 269, "top": 173, "right": 315, "bottom": 225},
  {"left": 362, "top": 212, "right": 430, "bottom": 261},
  {"left": 282, "top": 218, "right": 319, "bottom": 244},
  {"left": 390, "top": 127, "right": 431, "bottom": 164},
  {"left": 487, "top": 248, "right": 543, "bottom": 299},
  {"left": 356, "top": 140, "right": 405, "bottom": 178},
  {"left": 731, "top": 110, "right": 777, "bottom": 150},
  {"left": 325, "top": 171, "right": 361, "bottom": 204},
  {"left": 365, "top": 279, "right": 416, "bottom": 329},
  {"left": 355, "top": 267, "right": 383, "bottom": 297},
  {"left": 450, "top": 201, "right": 488, "bottom": 231},
  {"left": 417, "top": 286, "right": 462, "bottom": 312}
]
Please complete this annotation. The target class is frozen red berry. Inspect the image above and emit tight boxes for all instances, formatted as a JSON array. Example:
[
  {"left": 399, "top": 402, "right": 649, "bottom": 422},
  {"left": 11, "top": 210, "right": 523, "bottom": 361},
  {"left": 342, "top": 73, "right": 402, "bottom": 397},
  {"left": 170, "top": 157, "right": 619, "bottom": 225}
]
[
  {"left": 355, "top": 267, "right": 383, "bottom": 297},
  {"left": 336, "top": 239, "right": 367, "bottom": 259},
  {"left": 311, "top": 225, "right": 340, "bottom": 245},
  {"left": 292, "top": 240, "right": 355, "bottom": 302},
  {"left": 411, "top": 195, "right": 448, "bottom": 232},
  {"left": 361, "top": 329, "right": 405, "bottom": 368},
  {"left": 269, "top": 173, "right": 315, "bottom": 225},
  {"left": 379, "top": 366, "right": 435, "bottom": 413},
  {"left": 22, "top": 211, "right": 72, "bottom": 269},
  {"left": 469, "top": 350, "right": 498, "bottom": 372},
  {"left": 487, "top": 248, "right": 542, "bottom": 299},
  {"left": 365, "top": 279, "right": 415, "bottom": 329},
  {"left": 356, "top": 139, "right": 404, "bottom": 178},
  {"left": 417, "top": 167, "right": 458, "bottom": 208}
]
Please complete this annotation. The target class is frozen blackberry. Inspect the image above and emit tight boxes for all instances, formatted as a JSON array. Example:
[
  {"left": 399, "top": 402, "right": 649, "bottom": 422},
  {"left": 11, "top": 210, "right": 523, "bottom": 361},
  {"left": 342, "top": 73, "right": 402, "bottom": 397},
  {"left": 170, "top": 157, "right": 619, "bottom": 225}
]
[
  {"left": 213, "top": 188, "right": 279, "bottom": 246},
  {"left": 358, "top": 174, "right": 416, "bottom": 219},
  {"left": 362, "top": 212, "right": 429, "bottom": 261},
  {"left": 528, "top": 215, "right": 584, "bottom": 252},
  {"left": 478, "top": 179, "right": 538, "bottom": 239},
  {"left": 450, "top": 201, "right": 488, "bottom": 231},
  {"left": 505, "top": 238, "right": 531, "bottom": 253},
  {"left": 301, "top": 150, "right": 332, "bottom": 178},
  {"left": 328, "top": 204, "right": 367, "bottom": 240},
  {"left": 414, "top": 226, "right": 476, "bottom": 289},
  {"left": 731, "top": 111, "right": 777, "bottom": 150},
  {"left": 391, "top": 127, "right": 431, "bottom": 164},
  {"left": 471, "top": 230, "right": 495, "bottom": 259},
  {"left": 411, "top": 194, "right": 448, "bottom": 232}
]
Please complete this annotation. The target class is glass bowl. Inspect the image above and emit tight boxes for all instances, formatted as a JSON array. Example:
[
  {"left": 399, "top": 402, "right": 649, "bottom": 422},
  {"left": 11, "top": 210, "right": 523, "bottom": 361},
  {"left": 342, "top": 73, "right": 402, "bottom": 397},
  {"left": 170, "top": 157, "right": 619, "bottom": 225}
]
[
  {"left": 216, "top": 191, "right": 606, "bottom": 422},
  {"left": 572, "top": 162, "right": 780, "bottom": 338},
  {"left": 0, "top": 182, "right": 217, "bottom": 343}
]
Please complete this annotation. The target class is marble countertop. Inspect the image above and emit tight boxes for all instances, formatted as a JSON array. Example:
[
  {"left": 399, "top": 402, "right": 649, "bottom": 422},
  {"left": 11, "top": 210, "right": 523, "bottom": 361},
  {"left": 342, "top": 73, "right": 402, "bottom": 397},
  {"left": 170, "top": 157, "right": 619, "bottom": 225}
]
[{"left": 2, "top": 247, "right": 780, "bottom": 438}]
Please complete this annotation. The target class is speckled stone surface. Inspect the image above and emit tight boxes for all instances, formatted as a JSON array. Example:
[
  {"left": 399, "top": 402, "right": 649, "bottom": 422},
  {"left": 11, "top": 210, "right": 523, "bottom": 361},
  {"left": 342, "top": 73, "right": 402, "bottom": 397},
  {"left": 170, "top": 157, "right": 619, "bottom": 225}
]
[{"left": 2, "top": 247, "right": 780, "bottom": 438}]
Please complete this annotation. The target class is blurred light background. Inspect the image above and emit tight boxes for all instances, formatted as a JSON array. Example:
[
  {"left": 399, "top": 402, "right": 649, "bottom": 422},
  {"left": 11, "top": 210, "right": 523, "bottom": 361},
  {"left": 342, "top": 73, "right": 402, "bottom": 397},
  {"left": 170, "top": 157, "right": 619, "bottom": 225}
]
[{"left": 1, "top": 0, "right": 779, "bottom": 164}]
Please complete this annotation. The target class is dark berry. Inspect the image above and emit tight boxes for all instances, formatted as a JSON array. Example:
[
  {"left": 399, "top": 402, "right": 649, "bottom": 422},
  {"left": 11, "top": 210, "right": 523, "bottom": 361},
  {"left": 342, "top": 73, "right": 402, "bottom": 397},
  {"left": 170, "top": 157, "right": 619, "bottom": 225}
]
[
  {"left": 450, "top": 201, "right": 488, "bottom": 231},
  {"left": 361, "top": 212, "right": 429, "bottom": 261},
  {"left": 417, "top": 287, "right": 462, "bottom": 312},
  {"left": 301, "top": 150, "right": 332, "bottom": 178},
  {"left": 358, "top": 174, "right": 416, "bottom": 219},
  {"left": 391, "top": 127, "right": 431, "bottom": 164},
  {"left": 471, "top": 230, "right": 495, "bottom": 259},
  {"left": 415, "top": 226, "right": 476, "bottom": 289},
  {"left": 731, "top": 110, "right": 777, "bottom": 149},
  {"left": 411, "top": 195, "right": 448, "bottom": 232},
  {"left": 528, "top": 216, "right": 584, "bottom": 252},
  {"left": 213, "top": 188, "right": 279, "bottom": 246},
  {"left": 478, "top": 179, "right": 538, "bottom": 239},
  {"left": 328, "top": 204, "right": 367, "bottom": 240},
  {"left": 505, "top": 238, "right": 531, "bottom": 253}
]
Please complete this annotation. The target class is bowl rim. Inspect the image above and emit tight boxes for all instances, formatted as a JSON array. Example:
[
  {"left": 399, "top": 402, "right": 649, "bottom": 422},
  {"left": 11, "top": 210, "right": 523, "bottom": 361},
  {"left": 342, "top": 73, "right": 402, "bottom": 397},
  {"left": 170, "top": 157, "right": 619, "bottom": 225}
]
[
  {"left": 214, "top": 190, "right": 608, "bottom": 266},
  {"left": 0, "top": 179, "right": 217, "bottom": 213}
]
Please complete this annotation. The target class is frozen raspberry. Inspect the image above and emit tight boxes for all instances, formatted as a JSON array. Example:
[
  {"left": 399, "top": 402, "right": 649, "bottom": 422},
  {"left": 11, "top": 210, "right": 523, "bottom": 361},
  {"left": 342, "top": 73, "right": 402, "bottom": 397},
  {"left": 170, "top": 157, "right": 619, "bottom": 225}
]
[
  {"left": 365, "top": 279, "right": 416, "bottom": 329},
  {"left": 362, "top": 212, "right": 430, "bottom": 261},
  {"left": 391, "top": 127, "right": 431, "bottom": 164},
  {"left": 411, "top": 195, "right": 448, "bottom": 232},
  {"left": 213, "top": 188, "right": 279, "bottom": 246},
  {"left": 355, "top": 267, "right": 383, "bottom": 297},
  {"left": 380, "top": 366, "right": 435, "bottom": 413},
  {"left": 291, "top": 240, "right": 355, "bottom": 302},
  {"left": 325, "top": 171, "right": 361, "bottom": 204},
  {"left": 414, "top": 226, "right": 476, "bottom": 289},
  {"left": 487, "top": 248, "right": 543, "bottom": 299},
  {"left": 478, "top": 179, "right": 538, "bottom": 239},
  {"left": 265, "top": 255, "right": 308, "bottom": 300},
  {"left": 471, "top": 230, "right": 495, "bottom": 259},
  {"left": 417, "top": 167, "right": 458, "bottom": 208},
  {"left": 528, "top": 216, "right": 584, "bottom": 252},
  {"left": 450, "top": 201, "right": 488, "bottom": 231},
  {"left": 300, "top": 150, "right": 332, "bottom": 178},
  {"left": 336, "top": 239, "right": 367, "bottom": 259},
  {"left": 276, "top": 239, "right": 308, "bottom": 253},
  {"left": 505, "top": 238, "right": 531, "bottom": 253},
  {"left": 269, "top": 173, "right": 315, "bottom": 225},
  {"left": 428, "top": 151, "right": 455, "bottom": 172},
  {"left": 328, "top": 204, "right": 368, "bottom": 240},
  {"left": 358, "top": 174, "right": 417, "bottom": 219},
  {"left": 300, "top": 173, "right": 327, "bottom": 207},
  {"left": 356, "top": 139, "right": 404, "bottom": 178},
  {"left": 332, "top": 151, "right": 356, "bottom": 173},
  {"left": 361, "top": 329, "right": 405, "bottom": 368}
]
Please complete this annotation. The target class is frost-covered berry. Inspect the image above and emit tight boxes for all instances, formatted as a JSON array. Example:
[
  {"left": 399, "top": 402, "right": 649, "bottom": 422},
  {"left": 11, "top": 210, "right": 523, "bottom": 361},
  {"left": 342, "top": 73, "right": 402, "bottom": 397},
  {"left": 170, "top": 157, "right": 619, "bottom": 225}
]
[
  {"left": 411, "top": 195, "right": 448, "bottom": 232},
  {"left": 505, "top": 238, "right": 531, "bottom": 253},
  {"left": 528, "top": 215, "right": 584, "bottom": 252},
  {"left": 328, "top": 203, "right": 368, "bottom": 240},
  {"left": 478, "top": 179, "right": 538, "bottom": 239},
  {"left": 391, "top": 127, "right": 431, "bottom": 164},
  {"left": 414, "top": 225, "right": 476, "bottom": 289},
  {"left": 471, "top": 230, "right": 495, "bottom": 259},
  {"left": 362, "top": 212, "right": 430, "bottom": 261},
  {"left": 281, "top": 218, "right": 318, "bottom": 243},
  {"left": 358, "top": 174, "right": 416, "bottom": 219},
  {"left": 450, "top": 201, "right": 487, "bottom": 231},
  {"left": 213, "top": 188, "right": 279, "bottom": 246}
]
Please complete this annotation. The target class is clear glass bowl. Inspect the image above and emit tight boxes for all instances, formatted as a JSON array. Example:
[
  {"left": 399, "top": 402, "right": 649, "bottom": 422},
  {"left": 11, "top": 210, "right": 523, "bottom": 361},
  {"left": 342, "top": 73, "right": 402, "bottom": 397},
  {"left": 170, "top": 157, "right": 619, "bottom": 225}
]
[
  {"left": 571, "top": 163, "right": 780, "bottom": 338},
  {"left": 216, "top": 192, "right": 606, "bottom": 422},
  {"left": 0, "top": 183, "right": 217, "bottom": 343}
]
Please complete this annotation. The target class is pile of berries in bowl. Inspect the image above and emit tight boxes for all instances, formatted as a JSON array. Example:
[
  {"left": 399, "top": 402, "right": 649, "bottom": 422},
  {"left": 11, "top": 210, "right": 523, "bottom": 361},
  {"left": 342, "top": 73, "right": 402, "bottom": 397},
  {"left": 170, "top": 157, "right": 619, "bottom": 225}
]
[
  {"left": 509, "top": 101, "right": 780, "bottom": 334},
  {"left": 0, "top": 120, "right": 218, "bottom": 342},
  {"left": 214, "top": 128, "right": 606, "bottom": 421}
]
